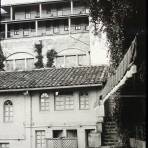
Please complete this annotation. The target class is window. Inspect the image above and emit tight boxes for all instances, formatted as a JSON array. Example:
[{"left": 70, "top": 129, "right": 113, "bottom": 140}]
[
  {"left": 56, "top": 56, "right": 64, "bottom": 67},
  {"left": 53, "top": 130, "right": 63, "bottom": 138},
  {"left": 64, "top": 26, "right": 69, "bottom": 31},
  {"left": 75, "top": 25, "right": 81, "bottom": 30},
  {"left": 26, "top": 58, "right": 35, "bottom": 70},
  {"left": 23, "top": 30, "right": 29, "bottom": 36},
  {"left": 0, "top": 143, "right": 9, "bottom": 148},
  {"left": 5, "top": 60, "right": 14, "bottom": 71},
  {"left": 85, "top": 25, "right": 89, "bottom": 31},
  {"left": 40, "top": 93, "right": 50, "bottom": 111},
  {"left": 25, "top": 9, "right": 31, "bottom": 19},
  {"left": 14, "top": 24, "right": 19, "bottom": 35},
  {"left": 36, "top": 131, "right": 46, "bottom": 148},
  {"left": 67, "top": 130, "right": 77, "bottom": 138},
  {"left": 14, "top": 30, "right": 19, "bottom": 35},
  {"left": 53, "top": 26, "right": 59, "bottom": 34},
  {"left": 57, "top": 9, "right": 63, "bottom": 16},
  {"left": 55, "top": 91, "right": 74, "bottom": 110},
  {"left": 65, "top": 55, "right": 77, "bottom": 67},
  {"left": 85, "top": 8, "right": 89, "bottom": 14},
  {"left": 15, "top": 59, "right": 25, "bottom": 71},
  {"left": 79, "top": 91, "right": 89, "bottom": 110},
  {"left": 5, "top": 58, "right": 35, "bottom": 71},
  {"left": 78, "top": 54, "right": 87, "bottom": 66},
  {"left": 4, "top": 100, "right": 13, "bottom": 122}
]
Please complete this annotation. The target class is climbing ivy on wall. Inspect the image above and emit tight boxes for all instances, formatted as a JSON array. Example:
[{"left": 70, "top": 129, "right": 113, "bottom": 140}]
[
  {"left": 34, "top": 41, "right": 44, "bottom": 69},
  {"left": 0, "top": 44, "right": 6, "bottom": 71},
  {"left": 84, "top": 0, "right": 145, "bottom": 146},
  {"left": 84, "top": 0, "right": 145, "bottom": 70},
  {"left": 46, "top": 49, "right": 57, "bottom": 68}
]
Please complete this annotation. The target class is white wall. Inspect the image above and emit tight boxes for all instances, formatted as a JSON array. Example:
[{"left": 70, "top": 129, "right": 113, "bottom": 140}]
[
  {"left": 89, "top": 19, "right": 109, "bottom": 66},
  {"left": 0, "top": 88, "right": 103, "bottom": 148}
]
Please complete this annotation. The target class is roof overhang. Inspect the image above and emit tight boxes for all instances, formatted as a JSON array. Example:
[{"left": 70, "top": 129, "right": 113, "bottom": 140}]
[{"left": 0, "top": 83, "right": 102, "bottom": 93}]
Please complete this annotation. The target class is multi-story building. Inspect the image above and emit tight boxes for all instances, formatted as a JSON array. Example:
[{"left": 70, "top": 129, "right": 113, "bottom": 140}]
[
  {"left": 1, "top": 0, "right": 91, "bottom": 71},
  {"left": 0, "top": 66, "right": 107, "bottom": 148}
]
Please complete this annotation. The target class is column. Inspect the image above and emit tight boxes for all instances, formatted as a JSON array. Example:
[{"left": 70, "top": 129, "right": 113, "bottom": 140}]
[
  {"left": 35, "top": 20, "right": 38, "bottom": 36},
  {"left": 77, "top": 128, "right": 86, "bottom": 148},
  {"left": 10, "top": 6, "right": 13, "bottom": 20},
  {"left": 70, "top": 0, "right": 73, "bottom": 14},
  {"left": 5, "top": 23, "right": 8, "bottom": 39},
  {"left": 68, "top": 17, "right": 71, "bottom": 35},
  {"left": 39, "top": 3, "right": 42, "bottom": 18}
]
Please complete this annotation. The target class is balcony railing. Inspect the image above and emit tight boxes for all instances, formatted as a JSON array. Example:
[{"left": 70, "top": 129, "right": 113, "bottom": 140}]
[
  {"left": 0, "top": 25, "right": 89, "bottom": 39},
  {"left": 101, "top": 36, "right": 137, "bottom": 100},
  {"left": 1, "top": 7, "right": 89, "bottom": 22}
]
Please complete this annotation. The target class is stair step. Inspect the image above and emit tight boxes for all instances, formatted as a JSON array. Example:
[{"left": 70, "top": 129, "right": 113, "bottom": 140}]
[
  {"left": 103, "top": 135, "right": 118, "bottom": 138},
  {"left": 104, "top": 130, "right": 118, "bottom": 132},
  {"left": 103, "top": 142, "right": 118, "bottom": 146},
  {"left": 104, "top": 121, "right": 116, "bottom": 124},
  {"left": 102, "top": 139, "right": 118, "bottom": 142}
]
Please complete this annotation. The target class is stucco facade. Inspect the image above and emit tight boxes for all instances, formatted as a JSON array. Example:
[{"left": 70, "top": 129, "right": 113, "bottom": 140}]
[{"left": 0, "top": 88, "right": 104, "bottom": 148}]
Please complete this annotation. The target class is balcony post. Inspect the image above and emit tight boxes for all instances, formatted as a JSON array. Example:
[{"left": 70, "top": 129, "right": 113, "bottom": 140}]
[
  {"left": 10, "top": 6, "right": 13, "bottom": 20},
  {"left": 70, "top": 0, "right": 73, "bottom": 14},
  {"left": 35, "top": 20, "right": 38, "bottom": 36},
  {"left": 39, "top": 3, "right": 42, "bottom": 18},
  {"left": 5, "top": 23, "right": 8, "bottom": 39},
  {"left": 68, "top": 17, "right": 71, "bottom": 35}
]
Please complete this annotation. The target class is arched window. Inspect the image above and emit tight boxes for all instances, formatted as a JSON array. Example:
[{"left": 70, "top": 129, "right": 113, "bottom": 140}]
[
  {"left": 40, "top": 93, "right": 50, "bottom": 111},
  {"left": 4, "top": 100, "right": 13, "bottom": 122}
]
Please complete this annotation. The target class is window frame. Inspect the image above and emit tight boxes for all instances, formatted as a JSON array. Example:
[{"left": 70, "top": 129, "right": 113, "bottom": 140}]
[
  {"left": 55, "top": 91, "right": 74, "bottom": 111},
  {"left": 79, "top": 91, "right": 89, "bottom": 110},
  {"left": 25, "top": 9, "right": 31, "bottom": 19},
  {"left": 75, "top": 25, "right": 81, "bottom": 30},
  {"left": 39, "top": 93, "right": 50, "bottom": 111},
  {"left": 0, "top": 143, "right": 9, "bottom": 148},
  {"left": 3, "top": 100, "right": 13, "bottom": 123}
]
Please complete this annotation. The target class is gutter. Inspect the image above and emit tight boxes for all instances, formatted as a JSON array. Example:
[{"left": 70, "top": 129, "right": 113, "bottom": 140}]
[{"left": 0, "top": 84, "right": 102, "bottom": 93}]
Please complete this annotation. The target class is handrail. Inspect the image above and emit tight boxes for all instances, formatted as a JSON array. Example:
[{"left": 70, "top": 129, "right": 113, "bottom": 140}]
[{"left": 101, "top": 36, "right": 137, "bottom": 101}]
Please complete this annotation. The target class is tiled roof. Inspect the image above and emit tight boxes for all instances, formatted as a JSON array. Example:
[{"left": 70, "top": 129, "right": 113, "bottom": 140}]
[{"left": 0, "top": 66, "right": 107, "bottom": 91}]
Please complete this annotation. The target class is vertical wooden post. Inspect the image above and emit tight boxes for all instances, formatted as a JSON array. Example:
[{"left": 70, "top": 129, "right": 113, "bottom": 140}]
[
  {"left": 5, "top": 23, "right": 8, "bottom": 39},
  {"left": 39, "top": 3, "right": 42, "bottom": 18},
  {"left": 10, "top": 6, "right": 13, "bottom": 20},
  {"left": 35, "top": 20, "right": 38, "bottom": 36}
]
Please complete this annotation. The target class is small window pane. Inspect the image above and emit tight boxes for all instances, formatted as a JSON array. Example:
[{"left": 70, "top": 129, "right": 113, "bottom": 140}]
[
  {"left": 40, "top": 93, "right": 50, "bottom": 111},
  {"left": 56, "top": 56, "right": 64, "bottom": 67},
  {"left": 5, "top": 60, "right": 14, "bottom": 71},
  {"left": 79, "top": 91, "right": 89, "bottom": 110},
  {"left": 4, "top": 100, "right": 13, "bottom": 122},
  {"left": 26, "top": 58, "right": 34, "bottom": 70},
  {"left": 15, "top": 59, "right": 25, "bottom": 71}
]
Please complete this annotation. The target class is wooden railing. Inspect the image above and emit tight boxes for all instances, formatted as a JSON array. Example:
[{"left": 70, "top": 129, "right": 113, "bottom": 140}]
[{"left": 101, "top": 36, "right": 137, "bottom": 100}]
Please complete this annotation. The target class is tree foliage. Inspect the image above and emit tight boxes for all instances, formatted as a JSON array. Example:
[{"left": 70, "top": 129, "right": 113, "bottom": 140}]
[
  {"left": 88, "top": 0, "right": 145, "bottom": 69},
  {"left": 46, "top": 49, "right": 57, "bottom": 67},
  {"left": 34, "top": 41, "right": 44, "bottom": 69},
  {"left": 0, "top": 44, "right": 6, "bottom": 71}
]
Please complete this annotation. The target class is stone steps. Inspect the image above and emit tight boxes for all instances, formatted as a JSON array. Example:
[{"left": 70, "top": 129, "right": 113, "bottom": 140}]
[{"left": 102, "top": 120, "right": 119, "bottom": 146}]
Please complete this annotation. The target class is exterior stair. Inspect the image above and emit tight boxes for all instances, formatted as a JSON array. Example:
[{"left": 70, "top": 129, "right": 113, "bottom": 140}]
[{"left": 102, "top": 119, "right": 119, "bottom": 146}]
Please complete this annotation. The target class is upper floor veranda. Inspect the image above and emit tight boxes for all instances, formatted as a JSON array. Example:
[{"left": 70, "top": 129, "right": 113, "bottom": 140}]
[{"left": 1, "top": 0, "right": 89, "bottom": 23}]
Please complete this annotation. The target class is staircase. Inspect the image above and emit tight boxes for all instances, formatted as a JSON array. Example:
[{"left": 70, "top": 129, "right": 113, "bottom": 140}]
[{"left": 102, "top": 118, "right": 119, "bottom": 146}]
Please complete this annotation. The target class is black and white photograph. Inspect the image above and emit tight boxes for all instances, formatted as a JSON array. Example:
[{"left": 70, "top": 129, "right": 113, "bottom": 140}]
[{"left": 0, "top": 0, "right": 146, "bottom": 148}]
